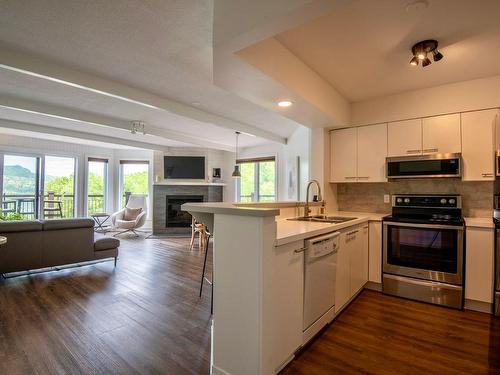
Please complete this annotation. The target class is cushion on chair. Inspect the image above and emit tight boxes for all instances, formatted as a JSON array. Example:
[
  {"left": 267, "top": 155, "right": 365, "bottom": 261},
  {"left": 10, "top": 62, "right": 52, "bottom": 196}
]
[
  {"left": 123, "top": 207, "right": 142, "bottom": 221},
  {"left": 115, "top": 219, "right": 137, "bottom": 229},
  {"left": 94, "top": 237, "right": 120, "bottom": 251}
]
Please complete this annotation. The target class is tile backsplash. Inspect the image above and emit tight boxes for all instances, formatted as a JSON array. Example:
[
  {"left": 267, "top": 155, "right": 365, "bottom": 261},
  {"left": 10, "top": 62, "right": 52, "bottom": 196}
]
[{"left": 336, "top": 180, "right": 494, "bottom": 218}]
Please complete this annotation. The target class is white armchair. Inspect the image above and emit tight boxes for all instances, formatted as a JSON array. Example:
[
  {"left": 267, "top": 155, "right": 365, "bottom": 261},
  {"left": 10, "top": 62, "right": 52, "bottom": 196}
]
[{"left": 111, "top": 194, "right": 148, "bottom": 237}]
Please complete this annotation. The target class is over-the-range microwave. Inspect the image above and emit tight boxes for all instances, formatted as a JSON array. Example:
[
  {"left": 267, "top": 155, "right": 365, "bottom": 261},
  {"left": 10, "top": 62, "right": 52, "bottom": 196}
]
[{"left": 386, "top": 153, "right": 461, "bottom": 179}]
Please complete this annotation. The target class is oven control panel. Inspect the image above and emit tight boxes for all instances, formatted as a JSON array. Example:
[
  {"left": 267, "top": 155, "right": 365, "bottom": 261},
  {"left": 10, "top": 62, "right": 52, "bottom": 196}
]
[{"left": 392, "top": 195, "right": 461, "bottom": 208}]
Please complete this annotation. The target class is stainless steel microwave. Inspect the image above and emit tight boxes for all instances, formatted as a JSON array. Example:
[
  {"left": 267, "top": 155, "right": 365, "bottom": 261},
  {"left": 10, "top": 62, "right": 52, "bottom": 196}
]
[{"left": 386, "top": 153, "right": 461, "bottom": 179}]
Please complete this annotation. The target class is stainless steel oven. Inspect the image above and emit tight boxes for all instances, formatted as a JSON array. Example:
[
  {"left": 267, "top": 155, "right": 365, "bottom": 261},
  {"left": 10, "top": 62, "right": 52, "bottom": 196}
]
[
  {"left": 383, "top": 221, "right": 464, "bottom": 285},
  {"left": 382, "top": 194, "right": 465, "bottom": 309}
]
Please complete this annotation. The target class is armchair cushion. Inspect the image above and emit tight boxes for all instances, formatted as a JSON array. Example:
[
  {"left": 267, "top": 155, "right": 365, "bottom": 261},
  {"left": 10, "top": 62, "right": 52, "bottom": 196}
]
[{"left": 123, "top": 207, "right": 142, "bottom": 221}]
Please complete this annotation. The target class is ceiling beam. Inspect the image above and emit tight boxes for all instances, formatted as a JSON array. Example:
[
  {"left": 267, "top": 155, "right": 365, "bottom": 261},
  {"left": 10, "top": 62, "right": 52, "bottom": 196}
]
[
  {"left": 0, "top": 47, "right": 287, "bottom": 145},
  {"left": 0, "top": 95, "right": 235, "bottom": 151},
  {"left": 0, "top": 118, "right": 172, "bottom": 151}
]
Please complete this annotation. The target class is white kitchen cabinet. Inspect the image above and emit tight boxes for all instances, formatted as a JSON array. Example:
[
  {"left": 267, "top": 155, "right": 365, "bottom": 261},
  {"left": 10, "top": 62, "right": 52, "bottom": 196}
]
[
  {"left": 465, "top": 227, "right": 494, "bottom": 304},
  {"left": 387, "top": 119, "right": 422, "bottom": 157},
  {"left": 368, "top": 221, "right": 382, "bottom": 284},
  {"left": 330, "top": 128, "right": 357, "bottom": 182},
  {"left": 422, "top": 113, "right": 461, "bottom": 154},
  {"left": 357, "top": 124, "right": 388, "bottom": 182},
  {"left": 461, "top": 110, "right": 497, "bottom": 181},
  {"left": 335, "top": 225, "right": 368, "bottom": 313},
  {"left": 350, "top": 224, "right": 369, "bottom": 295},
  {"left": 269, "top": 240, "right": 304, "bottom": 371},
  {"left": 335, "top": 230, "right": 351, "bottom": 313}
]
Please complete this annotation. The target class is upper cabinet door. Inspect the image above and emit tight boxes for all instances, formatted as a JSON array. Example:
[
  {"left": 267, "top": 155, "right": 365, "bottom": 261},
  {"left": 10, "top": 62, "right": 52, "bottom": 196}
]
[
  {"left": 422, "top": 114, "right": 461, "bottom": 154},
  {"left": 387, "top": 119, "right": 422, "bottom": 157},
  {"left": 461, "top": 110, "right": 496, "bottom": 181},
  {"left": 330, "top": 128, "right": 357, "bottom": 182},
  {"left": 357, "top": 123, "right": 387, "bottom": 182}
]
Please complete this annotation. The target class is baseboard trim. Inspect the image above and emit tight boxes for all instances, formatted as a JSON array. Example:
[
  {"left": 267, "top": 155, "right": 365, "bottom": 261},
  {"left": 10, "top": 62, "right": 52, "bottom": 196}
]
[
  {"left": 365, "top": 281, "right": 382, "bottom": 292},
  {"left": 212, "top": 365, "right": 232, "bottom": 375},
  {"left": 464, "top": 299, "right": 492, "bottom": 314}
]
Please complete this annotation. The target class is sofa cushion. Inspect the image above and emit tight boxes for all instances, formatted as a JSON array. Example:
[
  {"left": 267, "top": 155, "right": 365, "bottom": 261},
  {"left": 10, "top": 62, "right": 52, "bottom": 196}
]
[
  {"left": 42, "top": 218, "right": 95, "bottom": 231},
  {"left": 94, "top": 237, "right": 120, "bottom": 251},
  {"left": 0, "top": 220, "right": 43, "bottom": 233},
  {"left": 123, "top": 207, "right": 142, "bottom": 221}
]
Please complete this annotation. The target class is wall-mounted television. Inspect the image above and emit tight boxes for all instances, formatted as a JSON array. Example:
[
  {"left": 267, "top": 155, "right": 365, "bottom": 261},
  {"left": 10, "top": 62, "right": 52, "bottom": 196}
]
[{"left": 164, "top": 156, "right": 205, "bottom": 179}]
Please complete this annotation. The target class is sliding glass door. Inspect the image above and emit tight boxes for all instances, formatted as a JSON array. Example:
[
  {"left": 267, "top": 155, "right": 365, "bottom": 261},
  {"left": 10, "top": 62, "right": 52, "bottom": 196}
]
[
  {"left": 87, "top": 157, "right": 108, "bottom": 215},
  {"left": 43, "top": 156, "right": 76, "bottom": 219},
  {"left": 1, "top": 154, "right": 41, "bottom": 219}
]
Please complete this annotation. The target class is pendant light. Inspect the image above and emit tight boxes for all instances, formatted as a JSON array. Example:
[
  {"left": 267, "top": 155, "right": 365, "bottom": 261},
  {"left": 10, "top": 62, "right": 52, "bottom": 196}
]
[{"left": 232, "top": 131, "right": 241, "bottom": 178}]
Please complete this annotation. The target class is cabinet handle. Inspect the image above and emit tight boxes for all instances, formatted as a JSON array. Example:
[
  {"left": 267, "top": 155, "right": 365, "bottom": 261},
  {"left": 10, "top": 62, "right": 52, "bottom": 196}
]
[
  {"left": 406, "top": 149, "right": 421, "bottom": 154},
  {"left": 423, "top": 148, "right": 438, "bottom": 153},
  {"left": 482, "top": 173, "right": 494, "bottom": 177},
  {"left": 358, "top": 176, "right": 370, "bottom": 179},
  {"left": 345, "top": 176, "right": 357, "bottom": 180},
  {"left": 294, "top": 247, "right": 307, "bottom": 253}
]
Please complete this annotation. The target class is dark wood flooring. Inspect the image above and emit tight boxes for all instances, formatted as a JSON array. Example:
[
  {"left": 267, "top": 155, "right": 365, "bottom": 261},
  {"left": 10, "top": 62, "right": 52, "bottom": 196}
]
[
  {"left": 283, "top": 290, "right": 500, "bottom": 375},
  {"left": 0, "top": 235, "right": 213, "bottom": 375},
  {"left": 1, "top": 235, "right": 499, "bottom": 375}
]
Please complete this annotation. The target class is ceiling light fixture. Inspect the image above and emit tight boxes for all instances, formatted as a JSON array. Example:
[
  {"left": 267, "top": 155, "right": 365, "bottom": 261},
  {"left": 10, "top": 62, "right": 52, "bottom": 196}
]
[
  {"left": 277, "top": 100, "right": 293, "bottom": 108},
  {"left": 131, "top": 121, "right": 146, "bottom": 135},
  {"left": 232, "top": 131, "right": 241, "bottom": 178},
  {"left": 409, "top": 40, "right": 443, "bottom": 68}
]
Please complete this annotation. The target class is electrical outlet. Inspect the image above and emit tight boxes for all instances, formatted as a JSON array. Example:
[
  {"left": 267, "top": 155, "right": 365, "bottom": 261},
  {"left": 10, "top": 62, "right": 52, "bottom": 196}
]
[{"left": 384, "top": 194, "right": 390, "bottom": 204}]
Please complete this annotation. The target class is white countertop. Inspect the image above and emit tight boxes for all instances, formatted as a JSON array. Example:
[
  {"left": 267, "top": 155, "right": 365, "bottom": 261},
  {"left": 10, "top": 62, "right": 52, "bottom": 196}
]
[
  {"left": 464, "top": 217, "right": 494, "bottom": 229},
  {"left": 275, "top": 211, "right": 386, "bottom": 246},
  {"left": 182, "top": 202, "right": 280, "bottom": 217}
]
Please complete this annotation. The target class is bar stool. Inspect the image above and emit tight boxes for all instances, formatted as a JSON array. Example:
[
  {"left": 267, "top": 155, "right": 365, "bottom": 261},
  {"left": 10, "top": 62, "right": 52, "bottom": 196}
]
[{"left": 199, "top": 230, "right": 213, "bottom": 314}]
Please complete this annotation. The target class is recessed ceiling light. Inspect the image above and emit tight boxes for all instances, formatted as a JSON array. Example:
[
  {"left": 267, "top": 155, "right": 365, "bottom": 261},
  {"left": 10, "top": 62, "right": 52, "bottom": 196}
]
[{"left": 277, "top": 100, "right": 293, "bottom": 107}]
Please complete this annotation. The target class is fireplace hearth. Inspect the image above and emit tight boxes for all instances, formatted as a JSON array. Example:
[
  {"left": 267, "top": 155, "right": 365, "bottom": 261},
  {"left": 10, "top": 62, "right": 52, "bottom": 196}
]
[{"left": 166, "top": 195, "right": 204, "bottom": 228}]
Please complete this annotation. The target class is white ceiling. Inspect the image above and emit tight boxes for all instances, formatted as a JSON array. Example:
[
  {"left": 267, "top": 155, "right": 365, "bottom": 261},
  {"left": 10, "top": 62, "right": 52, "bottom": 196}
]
[
  {"left": 0, "top": 0, "right": 302, "bottom": 149},
  {"left": 276, "top": 0, "right": 500, "bottom": 102}
]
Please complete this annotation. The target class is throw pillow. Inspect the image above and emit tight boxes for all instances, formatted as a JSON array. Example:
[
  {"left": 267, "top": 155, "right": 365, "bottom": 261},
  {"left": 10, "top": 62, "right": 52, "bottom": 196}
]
[{"left": 123, "top": 207, "right": 143, "bottom": 221}]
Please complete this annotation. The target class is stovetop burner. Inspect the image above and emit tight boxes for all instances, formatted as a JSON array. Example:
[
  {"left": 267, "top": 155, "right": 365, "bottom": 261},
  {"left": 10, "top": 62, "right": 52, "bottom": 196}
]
[{"left": 384, "top": 194, "right": 464, "bottom": 226}]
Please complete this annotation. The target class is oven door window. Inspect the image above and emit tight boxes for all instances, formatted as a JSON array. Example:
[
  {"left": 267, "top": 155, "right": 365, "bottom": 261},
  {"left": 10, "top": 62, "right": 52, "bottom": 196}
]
[{"left": 387, "top": 225, "right": 458, "bottom": 273}]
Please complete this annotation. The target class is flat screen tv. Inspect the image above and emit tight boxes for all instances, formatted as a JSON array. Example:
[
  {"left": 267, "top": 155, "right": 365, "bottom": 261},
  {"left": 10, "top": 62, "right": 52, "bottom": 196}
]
[{"left": 164, "top": 156, "right": 205, "bottom": 179}]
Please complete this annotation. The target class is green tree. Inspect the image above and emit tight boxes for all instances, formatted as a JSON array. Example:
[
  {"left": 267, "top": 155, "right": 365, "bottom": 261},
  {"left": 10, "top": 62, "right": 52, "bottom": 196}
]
[{"left": 123, "top": 171, "right": 148, "bottom": 194}]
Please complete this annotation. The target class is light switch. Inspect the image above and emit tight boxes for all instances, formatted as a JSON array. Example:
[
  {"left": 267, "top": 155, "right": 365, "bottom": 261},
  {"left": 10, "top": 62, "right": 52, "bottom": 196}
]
[{"left": 384, "top": 194, "right": 390, "bottom": 204}]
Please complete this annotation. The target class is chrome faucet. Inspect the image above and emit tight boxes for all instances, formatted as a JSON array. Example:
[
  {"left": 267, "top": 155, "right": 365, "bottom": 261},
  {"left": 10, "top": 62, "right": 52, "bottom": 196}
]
[{"left": 304, "top": 179, "right": 322, "bottom": 218}]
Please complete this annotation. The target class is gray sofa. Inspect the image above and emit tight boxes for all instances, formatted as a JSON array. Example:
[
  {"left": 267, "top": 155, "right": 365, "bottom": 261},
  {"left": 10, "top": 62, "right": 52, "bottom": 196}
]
[{"left": 0, "top": 218, "right": 120, "bottom": 274}]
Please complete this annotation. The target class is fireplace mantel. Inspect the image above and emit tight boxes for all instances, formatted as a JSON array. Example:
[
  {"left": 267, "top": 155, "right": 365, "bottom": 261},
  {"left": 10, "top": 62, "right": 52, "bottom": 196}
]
[{"left": 153, "top": 181, "right": 226, "bottom": 186}]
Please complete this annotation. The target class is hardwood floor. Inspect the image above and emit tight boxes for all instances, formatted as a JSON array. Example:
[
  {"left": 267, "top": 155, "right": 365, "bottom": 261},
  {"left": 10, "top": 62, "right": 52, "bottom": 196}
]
[
  {"left": 0, "top": 235, "right": 213, "bottom": 375},
  {"left": 1, "top": 236, "right": 499, "bottom": 374},
  {"left": 282, "top": 290, "right": 500, "bottom": 375}
]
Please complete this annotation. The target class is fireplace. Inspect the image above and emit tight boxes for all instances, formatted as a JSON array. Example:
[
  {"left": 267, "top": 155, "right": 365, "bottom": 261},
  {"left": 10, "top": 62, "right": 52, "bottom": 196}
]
[{"left": 166, "top": 195, "right": 204, "bottom": 228}]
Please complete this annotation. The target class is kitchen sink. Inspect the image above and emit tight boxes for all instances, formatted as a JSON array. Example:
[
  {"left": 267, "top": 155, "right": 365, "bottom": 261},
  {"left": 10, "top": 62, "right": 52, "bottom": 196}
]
[{"left": 287, "top": 215, "right": 357, "bottom": 224}]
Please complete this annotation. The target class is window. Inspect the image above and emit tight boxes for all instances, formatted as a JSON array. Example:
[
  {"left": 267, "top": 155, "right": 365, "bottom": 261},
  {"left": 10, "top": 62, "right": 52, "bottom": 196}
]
[
  {"left": 237, "top": 157, "right": 276, "bottom": 202},
  {"left": 120, "top": 160, "right": 149, "bottom": 207},
  {"left": 87, "top": 157, "right": 108, "bottom": 215}
]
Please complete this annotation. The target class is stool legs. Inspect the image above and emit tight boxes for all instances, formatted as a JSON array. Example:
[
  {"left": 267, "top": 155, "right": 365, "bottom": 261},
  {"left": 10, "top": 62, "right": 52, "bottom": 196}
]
[{"left": 199, "top": 233, "right": 213, "bottom": 314}]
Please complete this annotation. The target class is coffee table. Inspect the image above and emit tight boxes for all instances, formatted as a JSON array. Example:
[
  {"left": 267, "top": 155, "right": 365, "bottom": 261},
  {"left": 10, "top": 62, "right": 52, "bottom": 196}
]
[{"left": 91, "top": 213, "right": 111, "bottom": 233}]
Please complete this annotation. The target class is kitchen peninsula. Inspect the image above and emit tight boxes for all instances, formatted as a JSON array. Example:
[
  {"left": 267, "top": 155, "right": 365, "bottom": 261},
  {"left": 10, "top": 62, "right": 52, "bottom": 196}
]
[{"left": 183, "top": 201, "right": 384, "bottom": 375}]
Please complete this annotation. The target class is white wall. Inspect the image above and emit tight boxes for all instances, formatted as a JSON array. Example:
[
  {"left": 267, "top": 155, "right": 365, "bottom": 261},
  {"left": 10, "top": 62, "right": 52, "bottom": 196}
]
[
  {"left": 239, "top": 126, "right": 311, "bottom": 201},
  {"left": 351, "top": 75, "right": 500, "bottom": 126},
  {"left": 153, "top": 148, "right": 236, "bottom": 202}
]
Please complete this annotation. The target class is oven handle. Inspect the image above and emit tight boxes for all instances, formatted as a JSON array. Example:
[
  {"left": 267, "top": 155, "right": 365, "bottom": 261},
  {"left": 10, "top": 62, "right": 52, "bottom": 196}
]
[{"left": 383, "top": 221, "right": 464, "bottom": 231}]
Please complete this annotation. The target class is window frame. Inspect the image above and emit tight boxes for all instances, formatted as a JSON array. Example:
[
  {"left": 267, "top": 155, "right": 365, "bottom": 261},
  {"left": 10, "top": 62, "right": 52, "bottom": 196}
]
[
  {"left": 85, "top": 157, "right": 109, "bottom": 215},
  {"left": 236, "top": 156, "right": 277, "bottom": 203}
]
